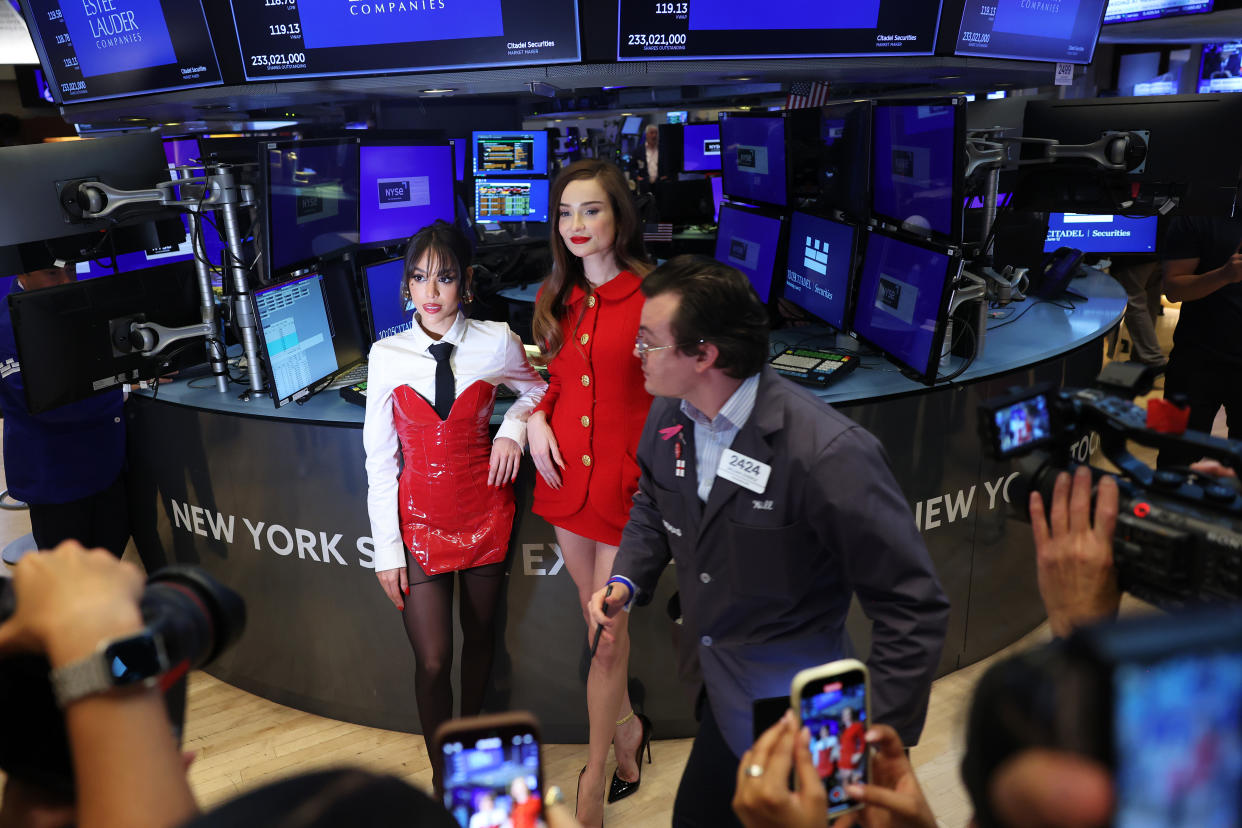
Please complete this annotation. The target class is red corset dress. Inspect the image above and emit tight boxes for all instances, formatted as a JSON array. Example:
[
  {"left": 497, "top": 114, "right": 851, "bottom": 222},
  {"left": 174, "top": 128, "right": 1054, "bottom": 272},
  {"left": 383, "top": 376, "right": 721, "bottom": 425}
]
[{"left": 393, "top": 380, "right": 514, "bottom": 576}]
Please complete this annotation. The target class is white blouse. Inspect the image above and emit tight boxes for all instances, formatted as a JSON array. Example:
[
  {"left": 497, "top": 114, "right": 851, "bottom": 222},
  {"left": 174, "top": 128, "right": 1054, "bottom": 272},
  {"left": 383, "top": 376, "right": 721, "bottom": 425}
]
[{"left": 363, "top": 312, "right": 547, "bottom": 573}]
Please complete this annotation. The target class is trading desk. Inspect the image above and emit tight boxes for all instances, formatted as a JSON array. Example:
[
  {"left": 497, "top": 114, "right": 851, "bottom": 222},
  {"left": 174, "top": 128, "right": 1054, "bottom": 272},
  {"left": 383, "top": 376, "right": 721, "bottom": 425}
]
[{"left": 127, "top": 270, "right": 1125, "bottom": 740}]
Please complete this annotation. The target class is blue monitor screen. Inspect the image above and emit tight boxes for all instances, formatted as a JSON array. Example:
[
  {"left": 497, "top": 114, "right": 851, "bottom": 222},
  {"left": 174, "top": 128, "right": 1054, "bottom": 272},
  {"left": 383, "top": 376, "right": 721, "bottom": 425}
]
[
  {"left": 852, "top": 231, "right": 959, "bottom": 383},
  {"left": 683, "top": 124, "right": 722, "bottom": 171},
  {"left": 474, "top": 178, "right": 550, "bottom": 223},
  {"left": 265, "top": 140, "right": 360, "bottom": 276},
  {"left": 23, "top": 0, "right": 222, "bottom": 103},
  {"left": 715, "top": 204, "right": 783, "bottom": 302},
  {"left": 163, "top": 138, "right": 200, "bottom": 169},
  {"left": 721, "top": 115, "right": 787, "bottom": 207},
  {"left": 452, "top": 138, "right": 467, "bottom": 181},
  {"left": 955, "top": 0, "right": 1108, "bottom": 63},
  {"left": 359, "top": 145, "right": 455, "bottom": 246},
  {"left": 1044, "top": 212, "right": 1158, "bottom": 254},
  {"left": 872, "top": 103, "right": 959, "bottom": 239},
  {"left": 362, "top": 258, "right": 414, "bottom": 342},
  {"left": 254, "top": 272, "right": 339, "bottom": 406},
  {"left": 711, "top": 176, "right": 724, "bottom": 222},
  {"left": 1199, "top": 42, "right": 1242, "bottom": 94},
  {"left": 783, "top": 212, "right": 857, "bottom": 331},
  {"left": 1104, "top": 0, "right": 1212, "bottom": 23},
  {"left": 472, "top": 131, "right": 549, "bottom": 176}
]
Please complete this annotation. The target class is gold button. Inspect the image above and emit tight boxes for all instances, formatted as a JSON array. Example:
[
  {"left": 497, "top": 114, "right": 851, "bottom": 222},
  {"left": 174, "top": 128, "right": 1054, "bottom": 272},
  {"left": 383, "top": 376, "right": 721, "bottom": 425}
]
[
  {"left": 581, "top": 415, "right": 590, "bottom": 427},
  {"left": 580, "top": 333, "right": 590, "bottom": 345},
  {"left": 580, "top": 374, "right": 590, "bottom": 387},
  {"left": 587, "top": 296, "right": 596, "bottom": 308},
  {"left": 582, "top": 454, "right": 592, "bottom": 467}
]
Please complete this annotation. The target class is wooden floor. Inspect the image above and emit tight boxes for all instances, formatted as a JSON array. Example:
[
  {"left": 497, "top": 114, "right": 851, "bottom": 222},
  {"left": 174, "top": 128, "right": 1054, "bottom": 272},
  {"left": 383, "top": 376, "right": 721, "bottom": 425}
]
[{"left": 0, "top": 295, "right": 1193, "bottom": 825}]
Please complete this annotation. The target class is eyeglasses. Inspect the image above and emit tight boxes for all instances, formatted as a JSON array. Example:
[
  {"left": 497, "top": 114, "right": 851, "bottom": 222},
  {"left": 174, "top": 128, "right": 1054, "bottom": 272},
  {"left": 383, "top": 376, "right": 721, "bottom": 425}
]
[{"left": 633, "top": 336, "right": 705, "bottom": 356}]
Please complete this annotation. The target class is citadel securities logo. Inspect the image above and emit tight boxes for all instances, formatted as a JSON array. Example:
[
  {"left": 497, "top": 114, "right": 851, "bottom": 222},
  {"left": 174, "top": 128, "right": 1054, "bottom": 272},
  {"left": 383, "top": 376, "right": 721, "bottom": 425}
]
[
  {"left": 58, "top": 0, "right": 177, "bottom": 78},
  {"left": 297, "top": 0, "right": 503, "bottom": 50}
]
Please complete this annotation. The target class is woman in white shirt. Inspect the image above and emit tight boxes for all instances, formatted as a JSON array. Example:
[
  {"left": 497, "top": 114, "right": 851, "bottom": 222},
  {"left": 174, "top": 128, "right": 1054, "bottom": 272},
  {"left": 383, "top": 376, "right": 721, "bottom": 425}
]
[{"left": 363, "top": 221, "right": 546, "bottom": 785}]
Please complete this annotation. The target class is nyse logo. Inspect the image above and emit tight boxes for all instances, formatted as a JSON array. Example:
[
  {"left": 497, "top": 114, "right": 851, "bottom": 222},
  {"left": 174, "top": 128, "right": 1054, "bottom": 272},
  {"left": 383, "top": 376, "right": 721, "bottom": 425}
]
[
  {"left": 703, "top": 139, "right": 721, "bottom": 156},
  {"left": 738, "top": 147, "right": 757, "bottom": 169},
  {"left": 379, "top": 179, "right": 411, "bottom": 205},
  {"left": 296, "top": 194, "right": 324, "bottom": 217},
  {"left": 730, "top": 239, "right": 749, "bottom": 260},
  {"left": 377, "top": 176, "right": 418, "bottom": 210},
  {"left": 880, "top": 278, "right": 902, "bottom": 309}
]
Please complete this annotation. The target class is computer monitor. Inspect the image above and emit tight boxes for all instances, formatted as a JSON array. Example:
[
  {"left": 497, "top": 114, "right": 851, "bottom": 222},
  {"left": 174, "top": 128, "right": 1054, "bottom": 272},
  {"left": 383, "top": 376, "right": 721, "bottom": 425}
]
[
  {"left": 652, "top": 179, "right": 715, "bottom": 225},
  {"left": 474, "top": 178, "right": 550, "bottom": 223},
  {"left": 851, "top": 229, "right": 962, "bottom": 386},
  {"left": 782, "top": 212, "right": 858, "bottom": 332},
  {"left": 714, "top": 203, "right": 785, "bottom": 303},
  {"left": 20, "top": 0, "right": 222, "bottom": 103},
  {"left": 871, "top": 99, "right": 965, "bottom": 241},
  {"left": 361, "top": 257, "right": 415, "bottom": 342},
  {"left": 359, "top": 144, "right": 455, "bottom": 247},
  {"left": 621, "top": 116, "right": 643, "bottom": 136},
  {"left": 683, "top": 124, "right": 722, "bottom": 172},
  {"left": 1019, "top": 94, "right": 1242, "bottom": 216},
  {"left": 1199, "top": 41, "right": 1242, "bottom": 94},
  {"left": 472, "top": 131, "right": 549, "bottom": 177},
  {"left": 1104, "top": 0, "right": 1213, "bottom": 23},
  {"left": 720, "top": 113, "right": 788, "bottom": 208},
  {"left": 163, "top": 138, "right": 201, "bottom": 170},
  {"left": 954, "top": 0, "right": 1108, "bottom": 63},
  {"left": 252, "top": 271, "right": 340, "bottom": 407},
  {"left": 262, "top": 138, "right": 361, "bottom": 278},
  {"left": 710, "top": 176, "right": 724, "bottom": 222},
  {"left": 451, "top": 138, "right": 467, "bottom": 182},
  {"left": 1043, "top": 212, "right": 1158, "bottom": 254},
  {"left": 7, "top": 262, "right": 205, "bottom": 413},
  {"left": 816, "top": 101, "right": 872, "bottom": 221}
]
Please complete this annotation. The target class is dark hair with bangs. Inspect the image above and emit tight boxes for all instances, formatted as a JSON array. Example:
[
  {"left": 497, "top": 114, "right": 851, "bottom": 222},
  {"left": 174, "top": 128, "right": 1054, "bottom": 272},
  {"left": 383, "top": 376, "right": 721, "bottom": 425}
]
[{"left": 399, "top": 220, "right": 473, "bottom": 307}]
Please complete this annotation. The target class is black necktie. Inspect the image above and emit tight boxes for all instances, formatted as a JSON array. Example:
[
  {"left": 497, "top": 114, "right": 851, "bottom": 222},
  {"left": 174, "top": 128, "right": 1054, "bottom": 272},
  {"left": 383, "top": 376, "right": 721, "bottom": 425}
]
[{"left": 429, "top": 341, "right": 455, "bottom": 420}]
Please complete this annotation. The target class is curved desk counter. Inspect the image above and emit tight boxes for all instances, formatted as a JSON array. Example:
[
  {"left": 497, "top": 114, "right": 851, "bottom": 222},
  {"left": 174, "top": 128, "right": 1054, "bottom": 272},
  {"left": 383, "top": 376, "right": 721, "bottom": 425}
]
[{"left": 127, "top": 270, "right": 1125, "bottom": 741}]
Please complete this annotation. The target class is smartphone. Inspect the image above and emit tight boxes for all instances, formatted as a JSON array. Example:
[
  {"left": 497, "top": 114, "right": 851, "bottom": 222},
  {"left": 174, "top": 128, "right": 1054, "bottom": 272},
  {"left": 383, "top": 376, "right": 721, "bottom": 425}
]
[
  {"left": 434, "top": 712, "right": 545, "bottom": 828},
  {"left": 790, "top": 658, "right": 870, "bottom": 818}
]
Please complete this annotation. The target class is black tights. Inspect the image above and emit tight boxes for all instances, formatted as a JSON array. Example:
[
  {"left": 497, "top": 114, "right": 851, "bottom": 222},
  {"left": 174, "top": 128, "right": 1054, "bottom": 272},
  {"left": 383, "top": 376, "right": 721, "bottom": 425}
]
[{"left": 401, "top": 557, "right": 506, "bottom": 765}]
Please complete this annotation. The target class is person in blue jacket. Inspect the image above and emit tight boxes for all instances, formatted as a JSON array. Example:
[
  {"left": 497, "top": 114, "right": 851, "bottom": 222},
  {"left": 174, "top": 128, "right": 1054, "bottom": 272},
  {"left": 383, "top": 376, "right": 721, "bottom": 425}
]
[{"left": 0, "top": 252, "right": 129, "bottom": 557}]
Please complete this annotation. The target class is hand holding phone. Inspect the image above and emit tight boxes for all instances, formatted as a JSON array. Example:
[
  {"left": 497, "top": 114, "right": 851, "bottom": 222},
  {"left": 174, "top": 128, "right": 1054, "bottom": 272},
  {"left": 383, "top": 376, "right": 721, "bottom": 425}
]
[
  {"left": 789, "top": 658, "right": 870, "bottom": 818},
  {"left": 434, "top": 712, "right": 544, "bottom": 828}
]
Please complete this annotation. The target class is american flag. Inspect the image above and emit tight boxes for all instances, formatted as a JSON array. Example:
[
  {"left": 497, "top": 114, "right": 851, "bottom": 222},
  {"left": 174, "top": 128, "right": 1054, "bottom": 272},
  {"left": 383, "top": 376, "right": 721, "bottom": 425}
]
[
  {"left": 786, "top": 80, "right": 831, "bottom": 110},
  {"left": 643, "top": 222, "right": 672, "bottom": 242}
]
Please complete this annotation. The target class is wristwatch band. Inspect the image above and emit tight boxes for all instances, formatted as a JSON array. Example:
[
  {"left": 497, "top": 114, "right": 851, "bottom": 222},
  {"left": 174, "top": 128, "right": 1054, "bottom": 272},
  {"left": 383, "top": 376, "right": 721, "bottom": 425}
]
[
  {"left": 49, "top": 629, "right": 167, "bottom": 708},
  {"left": 50, "top": 653, "right": 117, "bottom": 708}
]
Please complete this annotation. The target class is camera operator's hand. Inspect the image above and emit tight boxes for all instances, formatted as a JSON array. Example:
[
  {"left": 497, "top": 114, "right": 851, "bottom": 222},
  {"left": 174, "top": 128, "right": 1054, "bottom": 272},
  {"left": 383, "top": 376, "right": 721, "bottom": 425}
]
[
  {"left": 1189, "top": 458, "right": 1239, "bottom": 480},
  {"left": 0, "top": 541, "right": 144, "bottom": 666},
  {"left": 1029, "top": 465, "right": 1121, "bottom": 638},
  {"left": 989, "top": 749, "right": 1113, "bottom": 828},
  {"left": 732, "top": 710, "right": 827, "bottom": 828},
  {"left": 833, "top": 726, "right": 936, "bottom": 828}
]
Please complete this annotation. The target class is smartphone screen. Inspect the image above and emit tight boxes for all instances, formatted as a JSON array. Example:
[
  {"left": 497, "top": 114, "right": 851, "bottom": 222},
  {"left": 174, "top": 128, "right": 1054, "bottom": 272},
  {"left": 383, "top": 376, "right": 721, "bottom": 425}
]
[
  {"left": 441, "top": 727, "right": 544, "bottom": 828},
  {"left": 798, "top": 668, "right": 868, "bottom": 816},
  {"left": 1113, "top": 649, "right": 1242, "bottom": 828}
]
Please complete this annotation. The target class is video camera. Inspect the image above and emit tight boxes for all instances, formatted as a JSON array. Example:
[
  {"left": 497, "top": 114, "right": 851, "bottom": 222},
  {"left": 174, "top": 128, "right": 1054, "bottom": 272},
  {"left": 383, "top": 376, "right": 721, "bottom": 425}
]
[
  {"left": 0, "top": 565, "right": 246, "bottom": 800},
  {"left": 978, "top": 362, "right": 1242, "bottom": 608}
]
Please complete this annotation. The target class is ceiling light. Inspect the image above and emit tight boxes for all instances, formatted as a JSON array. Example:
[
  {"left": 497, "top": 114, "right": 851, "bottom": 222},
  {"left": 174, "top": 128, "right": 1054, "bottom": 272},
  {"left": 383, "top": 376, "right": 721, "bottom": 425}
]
[{"left": 421, "top": 88, "right": 453, "bottom": 94}]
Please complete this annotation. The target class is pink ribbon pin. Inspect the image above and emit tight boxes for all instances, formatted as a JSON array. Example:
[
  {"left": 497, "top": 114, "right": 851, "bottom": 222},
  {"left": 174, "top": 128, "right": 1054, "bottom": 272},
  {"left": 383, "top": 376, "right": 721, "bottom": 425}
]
[{"left": 659, "top": 425, "right": 684, "bottom": 441}]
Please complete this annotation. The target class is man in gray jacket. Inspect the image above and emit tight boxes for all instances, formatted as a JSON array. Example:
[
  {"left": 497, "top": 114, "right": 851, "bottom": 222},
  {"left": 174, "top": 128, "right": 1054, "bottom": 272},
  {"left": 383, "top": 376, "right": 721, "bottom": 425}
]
[{"left": 590, "top": 255, "right": 950, "bottom": 827}]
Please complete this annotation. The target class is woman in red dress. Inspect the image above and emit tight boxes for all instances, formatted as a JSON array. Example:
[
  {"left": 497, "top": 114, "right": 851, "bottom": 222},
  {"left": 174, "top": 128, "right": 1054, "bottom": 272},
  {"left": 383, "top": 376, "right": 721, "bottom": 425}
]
[
  {"left": 526, "top": 160, "right": 654, "bottom": 827},
  {"left": 363, "top": 222, "right": 546, "bottom": 789}
]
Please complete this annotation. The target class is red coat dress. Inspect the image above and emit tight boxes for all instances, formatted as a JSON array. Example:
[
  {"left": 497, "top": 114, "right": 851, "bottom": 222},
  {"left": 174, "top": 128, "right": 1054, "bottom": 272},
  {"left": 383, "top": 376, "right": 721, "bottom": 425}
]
[{"left": 532, "top": 272, "right": 653, "bottom": 546}]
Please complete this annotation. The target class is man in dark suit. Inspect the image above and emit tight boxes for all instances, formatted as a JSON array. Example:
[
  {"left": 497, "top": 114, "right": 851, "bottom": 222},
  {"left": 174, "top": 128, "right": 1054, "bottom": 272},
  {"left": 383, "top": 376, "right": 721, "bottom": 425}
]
[{"left": 589, "top": 255, "right": 949, "bottom": 827}]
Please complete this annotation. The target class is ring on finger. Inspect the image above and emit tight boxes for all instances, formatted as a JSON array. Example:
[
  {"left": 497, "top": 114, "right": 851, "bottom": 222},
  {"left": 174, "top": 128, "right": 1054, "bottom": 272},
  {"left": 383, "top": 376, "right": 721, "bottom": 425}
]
[{"left": 745, "top": 763, "right": 764, "bottom": 778}]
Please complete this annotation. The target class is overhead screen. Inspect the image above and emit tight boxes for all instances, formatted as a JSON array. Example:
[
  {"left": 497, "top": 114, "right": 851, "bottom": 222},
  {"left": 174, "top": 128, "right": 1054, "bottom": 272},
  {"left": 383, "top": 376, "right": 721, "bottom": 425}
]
[
  {"left": 1104, "top": 0, "right": 1213, "bottom": 23},
  {"left": 617, "top": 0, "right": 940, "bottom": 60},
  {"left": 954, "top": 0, "right": 1109, "bottom": 63},
  {"left": 1200, "top": 42, "right": 1242, "bottom": 94},
  {"left": 228, "top": 0, "right": 579, "bottom": 82},
  {"left": 20, "top": 0, "right": 221, "bottom": 103}
]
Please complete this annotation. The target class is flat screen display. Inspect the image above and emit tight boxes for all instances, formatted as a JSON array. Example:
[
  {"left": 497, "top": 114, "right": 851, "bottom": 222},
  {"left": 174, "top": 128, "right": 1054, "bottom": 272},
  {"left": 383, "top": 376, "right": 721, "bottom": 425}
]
[
  {"left": 228, "top": 0, "right": 579, "bottom": 82},
  {"left": 264, "top": 139, "right": 360, "bottom": 277},
  {"left": 21, "top": 0, "right": 221, "bottom": 103},
  {"left": 710, "top": 175, "right": 724, "bottom": 221},
  {"left": 1199, "top": 42, "right": 1242, "bottom": 94},
  {"left": 359, "top": 144, "right": 455, "bottom": 246},
  {"left": 362, "top": 257, "right": 414, "bottom": 342},
  {"left": 819, "top": 101, "right": 872, "bottom": 221},
  {"left": 1043, "top": 212, "right": 1158, "bottom": 254},
  {"left": 1104, "top": 0, "right": 1212, "bottom": 23},
  {"left": 872, "top": 102, "right": 961, "bottom": 240},
  {"left": 955, "top": 0, "right": 1108, "bottom": 63},
  {"left": 721, "top": 114, "right": 787, "bottom": 208},
  {"left": 852, "top": 230, "right": 960, "bottom": 384},
  {"left": 472, "top": 131, "right": 549, "bottom": 177},
  {"left": 474, "top": 178, "right": 550, "bottom": 223},
  {"left": 783, "top": 212, "right": 857, "bottom": 331},
  {"left": 714, "top": 203, "right": 783, "bottom": 302},
  {"left": 621, "top": 115, "right": 643, "bottom": 135},
  {"left": 617, "top": 0, "right": 940, "bottom": 60},
  {"left": 683, "top": 123, "right": 722, "bottom": 172},
  {"left": 451, "top": 138, "right": 467, "bottom": 181},
  {"left": 254, "top": 272, "right": 339, "bottom": 406}
]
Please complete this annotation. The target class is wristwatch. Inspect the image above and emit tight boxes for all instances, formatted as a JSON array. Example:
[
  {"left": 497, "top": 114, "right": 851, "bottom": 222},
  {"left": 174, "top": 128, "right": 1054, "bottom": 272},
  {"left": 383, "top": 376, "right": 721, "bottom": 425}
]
[{"left": 49, "top": 628, "right": 169, "bottom": 708}]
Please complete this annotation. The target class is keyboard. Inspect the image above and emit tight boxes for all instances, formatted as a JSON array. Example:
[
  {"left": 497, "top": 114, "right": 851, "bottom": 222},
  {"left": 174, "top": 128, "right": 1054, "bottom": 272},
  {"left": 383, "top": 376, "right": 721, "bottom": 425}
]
[{"left": 327, "top": 362, "right": 368, "bottom": 390}]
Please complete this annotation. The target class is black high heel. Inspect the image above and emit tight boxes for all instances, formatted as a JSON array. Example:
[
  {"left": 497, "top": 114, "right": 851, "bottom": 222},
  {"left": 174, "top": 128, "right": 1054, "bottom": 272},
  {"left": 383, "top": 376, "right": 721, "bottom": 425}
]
[{"left": 607, "top": 712, "right": 653, "bottom": 803}]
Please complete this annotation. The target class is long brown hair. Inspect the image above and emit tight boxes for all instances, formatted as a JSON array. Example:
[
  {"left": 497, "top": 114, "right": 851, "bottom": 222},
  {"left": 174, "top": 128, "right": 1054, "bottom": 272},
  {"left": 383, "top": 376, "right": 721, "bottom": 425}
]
[{"left": 532, "top": 159, "right": 650, "bottom": 360}]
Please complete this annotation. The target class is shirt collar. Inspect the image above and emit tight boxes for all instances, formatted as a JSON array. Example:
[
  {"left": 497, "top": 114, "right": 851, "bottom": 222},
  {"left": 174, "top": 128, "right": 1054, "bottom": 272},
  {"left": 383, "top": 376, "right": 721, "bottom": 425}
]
[
  {"left": 409, "top": 310, "right": 468, "bottom": 352},
  {"left": 679, "top": 372, "right": 759, "bottom": 432},
  {"left": 564, "top": 271, "right": 641, "bottom": 306}
]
